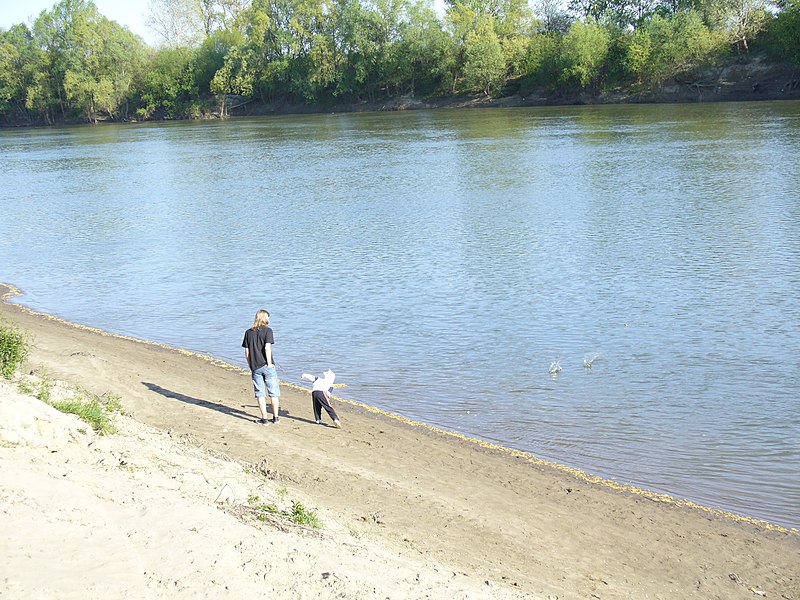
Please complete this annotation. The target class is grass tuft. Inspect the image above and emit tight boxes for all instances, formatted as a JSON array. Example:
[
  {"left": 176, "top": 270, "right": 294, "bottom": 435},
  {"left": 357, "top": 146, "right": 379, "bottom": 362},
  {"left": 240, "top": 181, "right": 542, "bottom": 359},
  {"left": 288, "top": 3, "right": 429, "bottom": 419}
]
[
  {"left": 17, "top": 379, "right": 34, "bottom": 395},
  {"left": 0, "top": 320, "right": 29, "bottom": 380},
  {"left": 245, "top": 494, "right": 322, "bottom": 528},
  {"left": 291, "top": 501, "right": 323, "bottom": 528},
  {"left": 35, "top": 370, "right": 52, "bottom": 403},
  {"left": 50, "top": 398, "right": 116, "bottom": 434}
]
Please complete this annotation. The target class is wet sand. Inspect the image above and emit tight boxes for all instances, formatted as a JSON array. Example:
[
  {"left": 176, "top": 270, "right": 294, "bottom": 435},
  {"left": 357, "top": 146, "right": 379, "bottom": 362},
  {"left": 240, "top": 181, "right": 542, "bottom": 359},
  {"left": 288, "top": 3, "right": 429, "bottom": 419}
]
[{"left": 1, "top": 283, "right": 798, "bottom": 599}]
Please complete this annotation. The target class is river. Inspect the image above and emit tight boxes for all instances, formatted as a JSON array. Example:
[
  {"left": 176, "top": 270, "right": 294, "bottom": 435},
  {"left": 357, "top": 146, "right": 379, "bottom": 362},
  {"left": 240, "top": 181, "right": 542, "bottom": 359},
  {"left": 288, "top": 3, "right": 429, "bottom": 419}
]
[{"left": 1, "top": 101, "right": 798, "bottom": 529}]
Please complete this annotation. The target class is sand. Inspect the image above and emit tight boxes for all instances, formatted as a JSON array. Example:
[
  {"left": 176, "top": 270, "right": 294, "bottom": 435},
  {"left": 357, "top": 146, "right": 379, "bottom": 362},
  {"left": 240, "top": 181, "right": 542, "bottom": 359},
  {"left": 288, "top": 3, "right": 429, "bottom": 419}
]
[{"left": 1, "top": 283, "right": 798, "bottom": 599}]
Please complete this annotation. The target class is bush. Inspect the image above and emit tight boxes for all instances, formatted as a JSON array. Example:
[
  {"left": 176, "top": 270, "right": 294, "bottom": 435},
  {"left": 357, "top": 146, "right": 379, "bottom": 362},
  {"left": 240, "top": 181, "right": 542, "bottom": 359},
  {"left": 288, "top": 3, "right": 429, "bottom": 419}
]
[
  {"left": 0, "top": 320, "right": 29, "bottom": 379},
  {"left": 625, "top": 11, "right": 727, "bottom": 90},
  {"left": 291, "top": 501, "right": 323, "bottom": 528},
  {"left": 763, "top": 6, "right": 800, "bottom": 66}
]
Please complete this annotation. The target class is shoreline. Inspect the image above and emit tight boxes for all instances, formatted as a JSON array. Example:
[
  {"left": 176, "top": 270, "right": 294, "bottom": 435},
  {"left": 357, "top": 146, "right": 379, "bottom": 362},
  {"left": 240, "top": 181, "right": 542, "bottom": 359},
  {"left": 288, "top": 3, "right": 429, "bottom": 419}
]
[
  {"left": 2, "top": 281, "right": 799, "bottom": 599},
  {"left": 2, "top": 373, "right": 524, "bottom": 599},
  {"left": 3, "top": 79, "right": 800, "bottom": 129},
  {"left": 2, "top": 282, "right": 795, "bottom": 536}
]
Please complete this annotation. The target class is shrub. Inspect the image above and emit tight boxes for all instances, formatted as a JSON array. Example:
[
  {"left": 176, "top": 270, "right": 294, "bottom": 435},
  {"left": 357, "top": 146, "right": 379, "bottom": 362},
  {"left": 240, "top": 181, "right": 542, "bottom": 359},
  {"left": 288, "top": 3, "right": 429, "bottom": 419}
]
[
  {"left": 291, "top": 501, "right": 323, "bottom": 528},
  {"left": 763, "top": 5, "right": 800, "bottom": 66},
  {"left": 0, "top": 320, "right": 29, "bottom": 379}
]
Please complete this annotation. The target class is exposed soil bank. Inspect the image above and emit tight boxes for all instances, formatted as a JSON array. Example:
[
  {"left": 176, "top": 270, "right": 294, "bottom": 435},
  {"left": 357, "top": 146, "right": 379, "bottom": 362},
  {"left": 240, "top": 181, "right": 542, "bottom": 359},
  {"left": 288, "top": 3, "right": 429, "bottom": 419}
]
[{"left": 230, "top": 56, "right": 800, "bottom": 118}]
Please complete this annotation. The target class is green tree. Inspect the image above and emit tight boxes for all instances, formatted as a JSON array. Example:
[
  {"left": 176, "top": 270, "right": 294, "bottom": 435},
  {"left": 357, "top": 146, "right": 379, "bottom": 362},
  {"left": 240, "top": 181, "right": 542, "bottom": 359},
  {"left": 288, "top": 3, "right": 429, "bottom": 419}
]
[
  {"left": 63, "top": 70, "right": 115, "bottom": 122},
  {"left": 0, "top": 25, "right": 42, "bottom": 122},
  {"left": 625, "top": 10, "right": 725, "bottom": 88},
  {"left": 30, "top": 0, "right": 148, "bottom": 122},
  {"left": 560, "top": 18, "right": 611, "bottom": 93},
  {"left": 764, "top": 0, "right": 800, "bottom": 65},
  {"left": 136, "top": 46, "right": 199, "bottom": 118},
  {"left": 394, "top": 1, "right": 454, "bottom": 96},
  {"left": 462, "top": 16, "right": 505, "bottom": 94},
  {"left": 446, "top": 0, "right": 533, "bottom": 37},
  {"left": 518, "top": 31, "right": 563, "bottom": 92},
  {"left": 194, "top": 28, "right": 244, "bottom": 95},
  {"left": 211, "top": 43, "right": 253, "bottom": 115}
]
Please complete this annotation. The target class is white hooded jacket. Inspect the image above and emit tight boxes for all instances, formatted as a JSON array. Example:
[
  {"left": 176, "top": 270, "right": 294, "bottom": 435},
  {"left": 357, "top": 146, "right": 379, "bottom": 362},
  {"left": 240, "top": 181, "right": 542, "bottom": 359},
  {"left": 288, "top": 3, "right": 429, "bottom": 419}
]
[{"left": 301, "top": 369, "right": 335, "bottom": 393}]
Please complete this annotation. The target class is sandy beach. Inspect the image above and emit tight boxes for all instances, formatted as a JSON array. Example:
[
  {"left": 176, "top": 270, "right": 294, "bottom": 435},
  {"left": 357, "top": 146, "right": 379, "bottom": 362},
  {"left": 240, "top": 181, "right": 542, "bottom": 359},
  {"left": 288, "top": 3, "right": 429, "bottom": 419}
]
[{"left": 1, "top": 283, "right": 798, "bottom": 599}]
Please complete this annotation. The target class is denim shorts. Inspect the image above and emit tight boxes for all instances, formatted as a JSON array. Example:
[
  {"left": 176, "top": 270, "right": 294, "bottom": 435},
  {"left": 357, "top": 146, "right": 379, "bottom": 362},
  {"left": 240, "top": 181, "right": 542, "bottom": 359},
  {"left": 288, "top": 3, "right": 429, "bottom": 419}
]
[{"left": 252, "top": 365, "right": 281, "bottom": 398}]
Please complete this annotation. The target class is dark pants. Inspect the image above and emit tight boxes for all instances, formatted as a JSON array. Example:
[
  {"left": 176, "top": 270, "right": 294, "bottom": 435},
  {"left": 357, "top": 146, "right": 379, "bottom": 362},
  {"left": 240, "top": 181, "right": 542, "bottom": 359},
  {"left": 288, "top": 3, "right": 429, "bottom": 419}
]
[{"left": 312, "top": 390, "right": 339, "bottom": 422}]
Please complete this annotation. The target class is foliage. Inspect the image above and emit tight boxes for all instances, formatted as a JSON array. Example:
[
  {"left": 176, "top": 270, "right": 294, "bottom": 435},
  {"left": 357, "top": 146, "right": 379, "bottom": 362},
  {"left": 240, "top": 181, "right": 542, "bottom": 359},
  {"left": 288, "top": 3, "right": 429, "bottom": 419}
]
[
  {"left": 245, "top": 492, "right": 322, "bottom": 528},
  {"left": 625, "top": 10, "right": 726, "bottom": 89},
  {"left": 290, "top": 500, "right": 323, "bottom": 528},
  {"left": 247, "top": 494, "right": 280, "bottom": 520},
  {"left": 50, "top": 397, "right": 117, "bottom": 434},
  {"left": 0, "top": 0, "right": 149, "bottom": 124},
  {"left": 762, "top": 1, "right": 800, "bottom": 65},
  {"left": 49, "top": 391, "right": 121, "bottom": 434},
  {"left": 35, "top": 371, "right": 53, "bottom": 403},
  {"left": 518, "top": 32, "right": 564, "bottom": 92},
  {"left": 0, "top": 320, "right": 29, "bottom": 380},
  {"left": 136, "top": 46, "right": 199, "bottom": 119},
  {"left": 463, "top": 17, "right": 506, "bottom": 94},
  {"left": 560, "top": 18, "right": 611, "bottom": 92}
]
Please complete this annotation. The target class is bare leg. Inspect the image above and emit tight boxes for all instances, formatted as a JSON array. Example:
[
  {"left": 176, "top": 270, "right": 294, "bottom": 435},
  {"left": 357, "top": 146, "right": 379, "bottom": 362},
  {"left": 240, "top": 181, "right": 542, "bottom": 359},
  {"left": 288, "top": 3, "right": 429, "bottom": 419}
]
[
  {"left": 257, "top": 396, "right": 268, "bottom": 420},
  {"left": 270, "top": 397, "right": 280, "bottom": 422}
]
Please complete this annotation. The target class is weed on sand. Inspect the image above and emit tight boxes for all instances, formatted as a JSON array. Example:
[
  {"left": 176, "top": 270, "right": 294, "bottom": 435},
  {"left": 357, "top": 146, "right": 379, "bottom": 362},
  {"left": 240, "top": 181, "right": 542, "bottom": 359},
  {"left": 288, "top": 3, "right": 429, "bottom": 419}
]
[
  {"left": 0, "top": 320, "right": 29, "bottom": 379},
  {"left": 50, "top": 391, "right": 122, "bottom": 435},
  {"left": 243, "top": 494, "right": 323, "bottom": 530}
]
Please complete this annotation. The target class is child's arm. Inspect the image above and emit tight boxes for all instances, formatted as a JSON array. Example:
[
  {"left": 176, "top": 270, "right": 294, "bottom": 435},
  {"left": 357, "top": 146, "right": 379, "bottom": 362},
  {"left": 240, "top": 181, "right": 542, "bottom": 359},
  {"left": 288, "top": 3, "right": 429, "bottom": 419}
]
[{"left": 301, "top": 373, "right": 316, "bottom": 382}]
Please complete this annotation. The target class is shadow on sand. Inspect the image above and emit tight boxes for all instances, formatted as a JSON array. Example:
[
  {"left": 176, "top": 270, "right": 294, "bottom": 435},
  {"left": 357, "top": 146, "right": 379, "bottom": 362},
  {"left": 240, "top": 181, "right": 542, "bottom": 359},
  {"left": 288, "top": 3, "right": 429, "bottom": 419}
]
[
  {"left": 142, "top": 382, "right": 318, "bottom": 425},
  {"left": 142, "top": 382, "right": 256, "bottom": 423}
]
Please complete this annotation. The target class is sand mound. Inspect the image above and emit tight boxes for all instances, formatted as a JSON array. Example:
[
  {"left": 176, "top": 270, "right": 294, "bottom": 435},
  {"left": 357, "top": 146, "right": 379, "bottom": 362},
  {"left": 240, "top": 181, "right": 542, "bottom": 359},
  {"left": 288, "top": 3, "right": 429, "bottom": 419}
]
[{"left": 0, "top": 380, "right": 526, "bottom": 599}]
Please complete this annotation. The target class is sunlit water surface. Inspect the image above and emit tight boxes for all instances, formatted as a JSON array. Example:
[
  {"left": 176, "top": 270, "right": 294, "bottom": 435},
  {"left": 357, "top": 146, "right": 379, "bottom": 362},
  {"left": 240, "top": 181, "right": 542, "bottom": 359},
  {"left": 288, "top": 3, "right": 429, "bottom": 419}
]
[{"left": 1, "top": 102, "right": 798, "bottom": 528}]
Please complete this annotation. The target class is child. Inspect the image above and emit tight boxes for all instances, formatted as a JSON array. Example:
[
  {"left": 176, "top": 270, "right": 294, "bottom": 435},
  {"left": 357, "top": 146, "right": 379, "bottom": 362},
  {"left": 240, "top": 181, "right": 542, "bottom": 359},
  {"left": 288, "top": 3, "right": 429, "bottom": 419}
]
[{"left": 301, "top": 369, "right": 341, "bottom": 428}]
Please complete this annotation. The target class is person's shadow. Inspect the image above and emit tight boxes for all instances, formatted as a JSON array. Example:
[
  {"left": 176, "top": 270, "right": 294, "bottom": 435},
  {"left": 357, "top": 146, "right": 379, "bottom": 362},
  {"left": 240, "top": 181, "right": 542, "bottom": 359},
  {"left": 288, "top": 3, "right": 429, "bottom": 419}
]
[
  {"left": 141, "top": 382, "right": 317, "bottom": 424},
  {"left": 142, "top": 382, "right": 255, "bottom": 422}
]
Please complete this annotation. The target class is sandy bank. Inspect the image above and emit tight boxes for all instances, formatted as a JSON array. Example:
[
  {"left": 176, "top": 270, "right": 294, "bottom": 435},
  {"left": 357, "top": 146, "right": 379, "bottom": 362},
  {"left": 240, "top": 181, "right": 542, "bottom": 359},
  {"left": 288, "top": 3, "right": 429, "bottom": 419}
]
[
  {"left": 0, "top": 377, "right": 528, "bottom": 599},
  {"left": 1, "top": 283, "right": 798, "bottom": 599}
]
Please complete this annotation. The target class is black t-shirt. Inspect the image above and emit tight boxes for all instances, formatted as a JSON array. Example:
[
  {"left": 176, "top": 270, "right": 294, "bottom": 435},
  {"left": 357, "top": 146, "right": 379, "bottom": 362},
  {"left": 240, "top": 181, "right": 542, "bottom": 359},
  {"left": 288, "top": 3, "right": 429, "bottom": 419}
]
[{"left": 242, "top": 326, "right": 275, "bottom": 371}]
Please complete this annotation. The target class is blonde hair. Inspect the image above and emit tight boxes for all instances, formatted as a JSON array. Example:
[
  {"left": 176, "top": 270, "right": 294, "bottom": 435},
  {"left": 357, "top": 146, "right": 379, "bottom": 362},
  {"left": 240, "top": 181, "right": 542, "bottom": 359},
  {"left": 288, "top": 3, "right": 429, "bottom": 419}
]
[{"left": 252, "top": 309, "right": 270, "bottom": 329}]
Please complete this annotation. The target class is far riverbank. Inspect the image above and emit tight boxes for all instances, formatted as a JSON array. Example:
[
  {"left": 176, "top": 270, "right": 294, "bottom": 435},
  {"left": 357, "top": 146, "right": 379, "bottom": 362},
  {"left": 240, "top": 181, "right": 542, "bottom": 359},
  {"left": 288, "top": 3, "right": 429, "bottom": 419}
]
[
  {"left": 230, "top": 55, "right": 800, "bottom": 119},
  {"left": 2, "top": 55, "right": 798, "bottom": 128}
]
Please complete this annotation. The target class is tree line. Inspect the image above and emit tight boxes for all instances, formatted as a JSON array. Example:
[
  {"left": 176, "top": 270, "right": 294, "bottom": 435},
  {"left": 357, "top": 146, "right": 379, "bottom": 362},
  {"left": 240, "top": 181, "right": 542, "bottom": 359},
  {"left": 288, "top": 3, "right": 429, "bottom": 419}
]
[{"left": 1, "top": 0, "right": 798, "bottom": 124}]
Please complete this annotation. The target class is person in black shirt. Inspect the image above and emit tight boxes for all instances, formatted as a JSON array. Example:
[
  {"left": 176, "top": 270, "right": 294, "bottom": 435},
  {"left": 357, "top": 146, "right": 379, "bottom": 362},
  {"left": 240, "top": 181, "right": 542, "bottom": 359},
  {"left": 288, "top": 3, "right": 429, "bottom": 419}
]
[{"left": 242, "top": 309, "right": 281, "bottom": 425}]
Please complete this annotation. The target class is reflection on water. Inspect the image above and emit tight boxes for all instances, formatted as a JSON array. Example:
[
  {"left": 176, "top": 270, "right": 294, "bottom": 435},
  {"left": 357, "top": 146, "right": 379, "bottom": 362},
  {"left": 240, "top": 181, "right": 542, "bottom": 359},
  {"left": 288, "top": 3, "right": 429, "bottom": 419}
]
[{"left": 1, "top": 101, "right": 799, "bottom": 528}]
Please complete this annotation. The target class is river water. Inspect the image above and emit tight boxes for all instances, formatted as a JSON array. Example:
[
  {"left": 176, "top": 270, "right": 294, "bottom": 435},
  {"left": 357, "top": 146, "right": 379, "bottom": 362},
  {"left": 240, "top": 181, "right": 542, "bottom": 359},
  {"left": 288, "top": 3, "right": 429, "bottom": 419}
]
[{"left": 1, "top": 102, "right": 798, "bottom": 529}]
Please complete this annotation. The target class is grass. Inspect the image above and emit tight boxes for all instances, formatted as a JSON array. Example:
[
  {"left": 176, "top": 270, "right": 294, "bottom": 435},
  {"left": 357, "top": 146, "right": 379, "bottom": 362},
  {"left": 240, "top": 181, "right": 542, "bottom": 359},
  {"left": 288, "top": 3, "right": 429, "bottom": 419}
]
[
  {"left": 248, "top": 495, "right": 280, "bottom": 522},
  {"left": 49, "top": 391, "right": 122, "bottom": 435},
  {"left": 35, "top": 370, "right": 52, "bottom": 403},
  {"left": 17, "top": 379, "right": 34, "bottom": 395},
  {"left": 50, "top": 397, "right": 117, "bottom": 434},
  {"left": 0, "top": 320, "right": 29, "bottom": 379},
  {"left": 291, "top": 501, "right": 323, "bottom": 528},
  {"left": 246, "top": 494, "right": 323, "bottom": 529}
]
